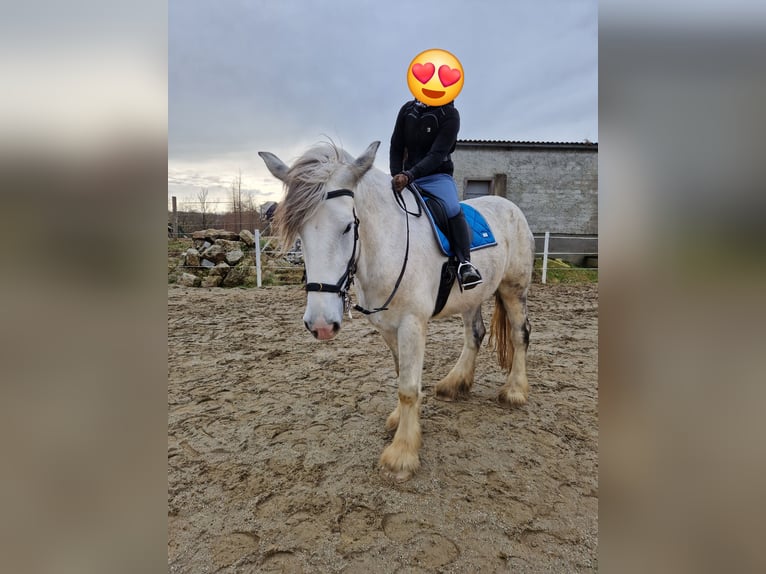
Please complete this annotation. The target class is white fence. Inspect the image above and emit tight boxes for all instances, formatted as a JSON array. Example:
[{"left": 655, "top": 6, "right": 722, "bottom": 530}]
[
  {"left": 254, "top": 230, "right": 597, "bottom": 287},
  {"left": 536, "top": 231, "right": 598, "bottom": 284}
]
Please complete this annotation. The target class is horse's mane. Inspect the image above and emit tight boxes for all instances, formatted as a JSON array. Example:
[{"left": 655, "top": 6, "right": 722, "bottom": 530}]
[{"left": 272, "top": 142, "right": 357, "bottom": 249}]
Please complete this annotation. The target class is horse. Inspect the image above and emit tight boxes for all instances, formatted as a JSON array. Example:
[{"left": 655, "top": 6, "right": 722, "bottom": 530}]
[{"left": 259, "top": 141, "right": 535, "bottom": 481}]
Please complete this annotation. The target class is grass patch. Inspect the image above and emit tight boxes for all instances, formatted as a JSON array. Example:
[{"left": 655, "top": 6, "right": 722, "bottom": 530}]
[
  {"left": 533, "top": 257, "right": 598, "bottom": 284},
  {"left": 168, "top": 238, "right": 193, "bottom": 256},
  {"left": 168, "top": 238, "right": 193, "bottom": 278}
]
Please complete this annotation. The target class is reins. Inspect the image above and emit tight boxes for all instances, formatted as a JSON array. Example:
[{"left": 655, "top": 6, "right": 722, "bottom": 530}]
[{"left": 302, "top": 183, "right": 422, "bottom": 316}]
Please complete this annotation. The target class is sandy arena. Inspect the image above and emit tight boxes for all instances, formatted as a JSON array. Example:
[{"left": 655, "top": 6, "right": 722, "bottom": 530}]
[{"left": 168, "top": 282, "right": 598, "bottom": 572}]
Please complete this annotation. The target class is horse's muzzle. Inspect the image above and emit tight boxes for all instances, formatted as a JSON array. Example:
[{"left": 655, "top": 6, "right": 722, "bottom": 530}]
[{"left": 305, "top": 319, "right": 341, "bottom": 340}]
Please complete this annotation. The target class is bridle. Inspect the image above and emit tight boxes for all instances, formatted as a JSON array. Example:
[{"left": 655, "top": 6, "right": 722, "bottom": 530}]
[
  {"left": 303, "top": 189, "right": 359, "bottom": 305},
  {"left": 303, "top": 185, "right": 421, "bottom": 316}
]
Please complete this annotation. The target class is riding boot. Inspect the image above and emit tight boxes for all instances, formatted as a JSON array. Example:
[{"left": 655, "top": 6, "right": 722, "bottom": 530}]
[{"left": 447, "top": 212, "right": 482, "bottom": 290}]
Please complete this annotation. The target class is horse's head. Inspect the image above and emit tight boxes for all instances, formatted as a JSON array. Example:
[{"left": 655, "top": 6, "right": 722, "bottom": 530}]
[{"left": 259, "top": 141, "right": 380, "bottom": 340}]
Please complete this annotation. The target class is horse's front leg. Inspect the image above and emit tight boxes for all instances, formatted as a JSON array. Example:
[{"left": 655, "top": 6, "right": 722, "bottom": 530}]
[
  {"left": 380, "top": 327, "right": 401, "bottom": 432},
  {"left": 380, "top": 315, "right": 426, "bottom": 481}
]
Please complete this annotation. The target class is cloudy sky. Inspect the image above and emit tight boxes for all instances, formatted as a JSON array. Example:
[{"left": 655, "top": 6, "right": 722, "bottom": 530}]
[{"left": 169, "top": 0, "right": 598, "bottom": 211}]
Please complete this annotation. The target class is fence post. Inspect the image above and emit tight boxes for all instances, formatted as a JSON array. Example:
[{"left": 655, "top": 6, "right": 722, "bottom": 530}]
[
  {"left": 172, "top": 196, "right": 178, "bottom": 238},
  {"left": 542, "top": 231, "right": 550, "bottom": 284},
  {"left": 254, "top": 229, "right": 262, "bottom": 287},
  {"left": 253, "top": 228, "right": 261, "bottom": 287}
]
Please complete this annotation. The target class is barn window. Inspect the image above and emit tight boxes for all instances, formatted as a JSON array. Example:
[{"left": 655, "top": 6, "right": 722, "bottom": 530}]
[{"left": 463, "top": 179, "right": 493, "bottom": 199}]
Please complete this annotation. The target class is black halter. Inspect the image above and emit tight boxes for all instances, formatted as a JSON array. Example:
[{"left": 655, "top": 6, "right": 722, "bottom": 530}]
[{"left": 303, "top": 185, "right": 420, "bottom": 315}]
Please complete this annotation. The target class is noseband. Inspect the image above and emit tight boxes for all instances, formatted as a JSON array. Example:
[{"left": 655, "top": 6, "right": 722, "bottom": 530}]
[{"left": 303, "top": 185, "right": 419, "bottom": 315}]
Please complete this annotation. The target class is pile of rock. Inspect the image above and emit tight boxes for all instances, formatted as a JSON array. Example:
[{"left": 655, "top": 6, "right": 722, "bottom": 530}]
[{"left": 177, "top": 229, "right": 257, "bottom": 288}]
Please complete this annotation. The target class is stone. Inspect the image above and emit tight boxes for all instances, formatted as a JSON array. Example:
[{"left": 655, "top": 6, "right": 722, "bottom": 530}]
[
  {"left": 201, "top": 244, "right": 227, "bottom": 263},
  {"left": 239, "top": 230, "right": 255, "bottom": 247},
  {"left": 178, "top": 272, "right": 200, "bottom": 287},
  {"left": 222, "top": 264, "right": 248, "bottom": 287},
  {"left": 207, "top": 229, "right": 239, "bottom": 241},
  {"left": 201, "top": 276, "right": 222, "bottom": 288},
  {"left": 193, "top": 228, "right": 240, "bottom": 241},
  {"left": 200, "top": 259, "right": 215, "bottom": 269},
  {"left": 209, "top": 262, "right": 230, "bottom": 277},
  {"left": 184, "top": 248, "right": 200, "bottom": 267},
  {"left": 225, "top": 249, "right": 244, "bottom": 265},
  {"left": 214, "top": 239, "right": 246, "bottom": 252},
  {"left": 193, "top": 239, "right": 213, "bottom": 250}
]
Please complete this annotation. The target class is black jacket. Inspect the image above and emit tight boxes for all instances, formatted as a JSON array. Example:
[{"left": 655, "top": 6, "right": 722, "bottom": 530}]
[{"left": 389, "top": 100, "right": 460, "bottom": 180}]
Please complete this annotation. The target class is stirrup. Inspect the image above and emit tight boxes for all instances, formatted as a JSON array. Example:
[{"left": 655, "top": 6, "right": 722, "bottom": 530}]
[{"left": 457, "top": 262, "right": 482, "bottom": 290}]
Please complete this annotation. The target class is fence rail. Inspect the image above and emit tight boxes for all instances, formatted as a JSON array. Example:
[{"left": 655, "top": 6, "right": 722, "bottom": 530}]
[
  {"left": 253, "top": 230, "right": 597, "bottom": 287},
  {"left": 536, "top": 231, "right": 598, "bottom": 284},
  {"left": 172, "top": 230, "right": 596, "bottom": 286}
]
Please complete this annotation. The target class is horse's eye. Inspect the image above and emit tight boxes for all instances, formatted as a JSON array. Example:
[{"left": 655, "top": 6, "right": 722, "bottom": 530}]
[{"left": 342, "top": 223, "right": 353, "bottom": 235}]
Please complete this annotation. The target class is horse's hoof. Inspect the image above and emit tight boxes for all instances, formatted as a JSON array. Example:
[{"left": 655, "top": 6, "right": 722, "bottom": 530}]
[
  {"left": 434, "top": 380, "right": 471, "bottom": 402},
  {"left": 380, "top": 467, "right": 413, "bottom": 482},
  {"left": 498, "top": 389, "right": 527, "bottom": 406},
  {"left": 379, "top": 445, "right": 419, "bottom": 482},
  {"left": 433, "top": 388, "right": 456, "bottom": 402}
]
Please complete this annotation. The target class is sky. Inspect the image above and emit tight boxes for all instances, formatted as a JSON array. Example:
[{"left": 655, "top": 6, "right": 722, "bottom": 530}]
[{"left": 169, "top": 0, "right": 598, "bottom": 212}]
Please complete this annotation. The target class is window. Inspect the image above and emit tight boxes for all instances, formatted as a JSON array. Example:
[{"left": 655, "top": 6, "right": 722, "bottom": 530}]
[{"left": 464, "top": 179, "right": 492, "bottom": 199}]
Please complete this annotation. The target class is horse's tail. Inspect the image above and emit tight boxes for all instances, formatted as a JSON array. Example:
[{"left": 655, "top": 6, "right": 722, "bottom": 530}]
[{"left": 489, "top": 291, "right": 513, "bottom": 372}]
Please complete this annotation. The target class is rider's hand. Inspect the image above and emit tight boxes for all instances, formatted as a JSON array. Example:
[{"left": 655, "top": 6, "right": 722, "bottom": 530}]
[{"left": 391, "top": 173, "right": 410, "bottom": 193}]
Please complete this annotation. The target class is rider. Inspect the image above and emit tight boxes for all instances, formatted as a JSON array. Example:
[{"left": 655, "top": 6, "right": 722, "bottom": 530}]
[{"left": 389, "top": 98, "right": 482, "bottom": 290}]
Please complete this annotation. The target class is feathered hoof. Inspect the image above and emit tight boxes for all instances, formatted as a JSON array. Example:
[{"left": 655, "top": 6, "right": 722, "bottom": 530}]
[
  {"left": 497, "top": 388, "right": 528, "bottom": 406},
  {"left": 385, "top": 408, "right": 400, "bottom": 432},
  {"left": 434, "top": 379, "right": 471, "bottom": 402},
  {"left": 434, "top": 386, "right": 457, "bottom": 402},
  {"left": 379, "top": 444, "right": 419, "bottom": 482},
  {"left": 380, "top": 466, "right": 414, "bottom": 482}
]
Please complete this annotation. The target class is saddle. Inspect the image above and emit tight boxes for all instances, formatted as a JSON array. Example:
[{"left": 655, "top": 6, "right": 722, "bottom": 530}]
[{"left": 408, "top": 184, "right": 497, "bottom": 316}]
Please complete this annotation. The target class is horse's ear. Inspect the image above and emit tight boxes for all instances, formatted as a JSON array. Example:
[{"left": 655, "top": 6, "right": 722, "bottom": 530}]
[
  {"left": 258, "top": 151, "right": 289, "bottom": 182},
  {"left": 352, "top": 141, "right": 381, "bottom": 178}
]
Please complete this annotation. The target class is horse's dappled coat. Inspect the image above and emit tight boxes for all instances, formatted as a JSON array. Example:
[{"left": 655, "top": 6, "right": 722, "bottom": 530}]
[{"left": 259, "top": 141, "right": 534, "bottom": 481}]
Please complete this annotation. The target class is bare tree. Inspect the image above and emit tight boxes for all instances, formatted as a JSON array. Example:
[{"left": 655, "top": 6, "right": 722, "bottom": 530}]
[
  {"left": 197, "top": 187, "right": 210, "bottom": 229},
  {"left": 243, "top": 189, "right": 260, "bottom": 231},
  {"left": 173, "top": 201, "right": 198, "bottom": 235},
  {"left": 231, "top": 170, "right": 243, "bottom": 231}
]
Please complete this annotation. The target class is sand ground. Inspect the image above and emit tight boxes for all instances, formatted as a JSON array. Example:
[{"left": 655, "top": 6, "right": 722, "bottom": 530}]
[{"left": 168, "top": 283, "right": 598, "bottom": 572}]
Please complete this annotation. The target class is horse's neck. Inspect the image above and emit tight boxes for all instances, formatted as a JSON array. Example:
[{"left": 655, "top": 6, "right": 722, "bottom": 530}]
[
  {"left": 353, "top": 172, "right": 405, "bottom": 284},
  {"left": 355, "top": 174, "right": 397, "bottom": 243}
]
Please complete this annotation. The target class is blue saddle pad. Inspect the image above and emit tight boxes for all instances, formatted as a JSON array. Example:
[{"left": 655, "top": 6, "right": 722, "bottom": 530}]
[{"left": 421, "top": 196, "right": 497, "bottom": 257}]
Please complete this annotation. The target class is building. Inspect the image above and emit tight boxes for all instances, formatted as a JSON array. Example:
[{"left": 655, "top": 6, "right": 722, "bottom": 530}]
[{"left": 452, "top": 140, "right": 598, "bottom": 265}]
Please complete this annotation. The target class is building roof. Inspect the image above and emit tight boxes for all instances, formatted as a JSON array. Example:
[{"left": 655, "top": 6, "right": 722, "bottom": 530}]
[{"left": 457, "top": 139, "right": 597, "bottom": 150}]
